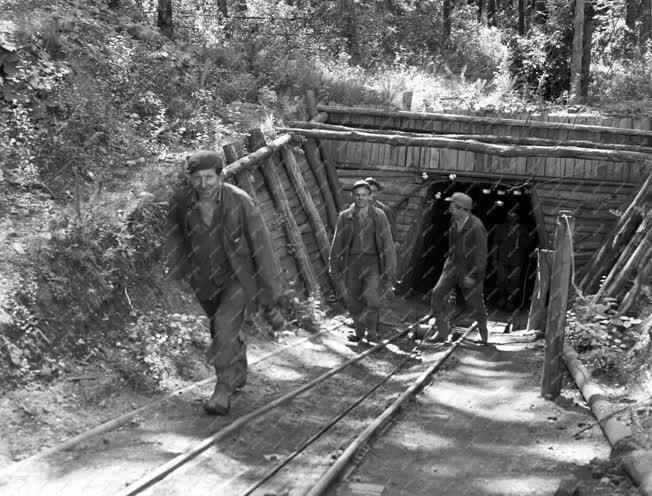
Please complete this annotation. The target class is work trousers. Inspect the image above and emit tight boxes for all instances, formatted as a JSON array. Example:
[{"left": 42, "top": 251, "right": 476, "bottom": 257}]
[
  {"left": 198, "top": 277, "right": 248, "bottom": 393},
  {"left": 345, "top": 255, "right": 381, "bottom": 338},
  {"left": 496, "top": 263, "right": 523, "bottom": 310},
  {"left": 430, "top": 267, "right": 488, "bottom": 340}
]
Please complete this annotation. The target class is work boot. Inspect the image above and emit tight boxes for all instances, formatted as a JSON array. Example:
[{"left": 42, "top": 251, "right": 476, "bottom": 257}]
[
  {"left": 366, "top": 329, "right": 379, "bottom": 343},
  {"left": 204, "top": 382, "right": 231, "bottom": 415}
]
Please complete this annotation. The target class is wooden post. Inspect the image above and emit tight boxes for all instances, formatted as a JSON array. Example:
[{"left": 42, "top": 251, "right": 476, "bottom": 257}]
[
  {"left": 529, "top": 187, "right": 550, "bottom": 249},
  {"left": 223, "top": 142, "right": 258, "bottom": 202},
  {"left": 306, "top": 90, "right": 318, "bottom": 120},
  {"left": 303, "top": 139, "right": 339, "bottom": 232},
  {"left": 527, "top": 249, "right": 554, "bottom": 336},
  {"left": 541, "top": 210, "right": 574, "bottom": 400},
  {"left": 280, "top": 145, "right": 347, "bottom": 301},
  {"left": 402, "top": 91, "right": 413, "bottom": 111},
  {"left": 248, "top": 129, "right": 321, "bottom": 296}
]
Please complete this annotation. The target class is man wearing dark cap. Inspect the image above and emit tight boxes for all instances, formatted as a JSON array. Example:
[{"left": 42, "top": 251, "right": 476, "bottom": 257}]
[
  {"left": 429, "top": 192, "right": 489, "bottom": 344},
  {"left": 166, "top": 150, "right": 284, "bottom": 415},
  {"left": 364, "top": 177, "right": 396, "bottom": 242},
  {"left": 329, "top": 180, "right": 396, "bottom": 342}
]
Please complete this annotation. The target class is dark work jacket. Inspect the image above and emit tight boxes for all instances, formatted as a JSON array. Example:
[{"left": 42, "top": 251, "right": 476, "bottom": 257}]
[
  {"left": 350, "top": 199, "right": 396, "bottom": 242},
  {"left": 166, "top": 182, "right": 281, "bottom": 307},
  {"left": 329, "top": 204, "right": 396, "bottom": 281},
  {"left": 442, "top": 214, "right": 487, "bottom": 288}
]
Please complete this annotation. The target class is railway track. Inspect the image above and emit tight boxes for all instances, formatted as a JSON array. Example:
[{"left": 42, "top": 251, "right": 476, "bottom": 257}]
[
  {"left": 0, "top": 315, "right": 479, "bottom": 496},
  {"left": 116, "top": 318, "right": 476, "bottom": 496}
]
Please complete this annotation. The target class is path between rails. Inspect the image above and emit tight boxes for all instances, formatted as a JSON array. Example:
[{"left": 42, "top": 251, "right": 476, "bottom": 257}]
[{"left": 330, "top": 331, "right": 636, "bottom": 496}]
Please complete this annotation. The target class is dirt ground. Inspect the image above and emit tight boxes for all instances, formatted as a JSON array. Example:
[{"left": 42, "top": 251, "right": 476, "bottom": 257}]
[
  {"left": 330, "top": 328, "right": 641, "bottom": 496},
  {"left": 0, "top": 299, "right": 640, "bottom": 496}
]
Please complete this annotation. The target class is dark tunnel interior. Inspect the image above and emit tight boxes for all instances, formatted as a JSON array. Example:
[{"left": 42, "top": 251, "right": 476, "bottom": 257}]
[{"left": 397, "top": 179, "right": 541, "bottom": 312}]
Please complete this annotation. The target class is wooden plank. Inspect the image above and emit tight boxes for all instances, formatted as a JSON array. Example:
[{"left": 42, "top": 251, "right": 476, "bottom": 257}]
[
  {"left": 249, "top": 129, "right": 320, "bottom": 296},
  {"left": 281, "top": 145, "right": 347, "bottom": 301}
]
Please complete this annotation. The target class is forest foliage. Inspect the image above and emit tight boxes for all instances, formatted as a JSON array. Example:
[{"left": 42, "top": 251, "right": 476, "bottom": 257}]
[{"left": 0, "top": 0, "right": 651, "bottom": 388}]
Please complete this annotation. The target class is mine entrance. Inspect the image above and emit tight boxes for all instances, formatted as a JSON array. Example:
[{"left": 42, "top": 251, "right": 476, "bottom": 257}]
[{"left": 399, "top": 179, "right": 541, "bottom": 312}]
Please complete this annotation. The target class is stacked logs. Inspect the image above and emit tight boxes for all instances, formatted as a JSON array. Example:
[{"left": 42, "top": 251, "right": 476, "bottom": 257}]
[{"left": 579, "top": 174, "right": 652, "bottom": 315}]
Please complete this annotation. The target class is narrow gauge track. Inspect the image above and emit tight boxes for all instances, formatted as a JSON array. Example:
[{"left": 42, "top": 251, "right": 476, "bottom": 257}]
[
  {"left": 0, "top": 321, "right": 343, "bottom": 482},
  {"left": 116, "top": 319, "right": 477, "bottom": 496}
]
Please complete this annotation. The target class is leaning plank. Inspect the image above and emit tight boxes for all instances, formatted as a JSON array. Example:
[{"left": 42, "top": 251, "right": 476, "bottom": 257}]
[
  {"left": 580, "top": 173, "right": 652, "bottom": 291},
  {"left": 303, "top": 139, "right": 339, "bottom": 232},
  {"left": 280, "top": 145, "right": 347, "bottom": 301},
  {"left": 248, "top": 129, "right": 320, "bottom": 296},
  {"left": 602, "top": 211, "right": 652, "bottom": 299},
  {"left": 222, "top": 134, "right": 293, "bottom": 178},
  {"left": 288, "top": 121, "right": 652, "bottom": 155},
  {"left": 279, "top": 127, "right": 652, "bottom": 163},
  {"left": 316, "top": 105, "right": 652, "bottom": 141}
]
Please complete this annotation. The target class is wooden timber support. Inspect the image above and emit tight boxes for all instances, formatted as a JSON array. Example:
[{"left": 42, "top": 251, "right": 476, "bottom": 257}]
[
  {"left": 223, "top": 142, "right": 258, "bottom": 202},
  {"left": 597, "top": 210, "right": 652, "bottom": 300},
  {"left": 529, "top": 187, "right": 550, "bottom": 249},
  {"left": 541, "top": 210, "right": 574, "bottom": 400},
  {"left": 248, "top": 129, "right": 321, "bottom": 296},
  {"left": 527, "top": 249, "right": 554, "bottom": 335},
  {"left": 279, "top": 127, "right": 652, "bottom": 163},
  {"left": 303, "top": 139, "right": 339, "bottom": 232},
  {"left": 580, "top": 174, "right": 652, "bottom": 292},
  {"left": 287, "top": 120, "right": 652, "bottom": 156},
  {"left": 316, "top": 105, "right": 652, "bottom": 142},
  {"left": 222, "top": 134, "right": 293, "bottom": 178},
  {"left": 280, "top": 145, "right": 347, "bottom": 301}
]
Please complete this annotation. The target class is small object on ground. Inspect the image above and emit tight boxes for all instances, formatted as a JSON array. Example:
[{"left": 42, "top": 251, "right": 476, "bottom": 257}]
[
  {"left": 347, "top": 334, "right": 361, "bottom": 342},
  {"left": 347, "top": 482, "right": 386, "bottom": 496}
]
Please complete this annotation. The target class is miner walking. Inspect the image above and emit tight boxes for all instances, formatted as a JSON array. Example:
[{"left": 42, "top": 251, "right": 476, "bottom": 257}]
[
  {"left": 429, "top": 192, "right": 489, "bottom": 344},
  {"left": 166, "top": 150, "right": 284, "bottom": 415},
  {"left": 330, "top": 180, "right": 396, "bottom": 342}
]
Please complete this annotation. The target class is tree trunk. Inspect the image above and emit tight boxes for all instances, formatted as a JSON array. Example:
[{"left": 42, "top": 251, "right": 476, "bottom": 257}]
[
  {"left": 157, "top": 0, "right": 173, "bottom": 37},
  {"left": 487, "top": 0, "right": 496, "bottom": 26},
  {"left": 570, "top": 0, "right": 585, "bottom": 101},
  {"left": 533, "top": 0, "right": 547, "bottom": 24},
  {"left": 518, "top": 0, "right": 526, "bottom": 35},
  {"left": 580, "top": 0, "right": 594, "bottom": 98},
  {"left": 642, "top": 0, "right": 652, "bottom": 48},
  {"left": 217, "top": 0, "right": 228, "bottom": 18},
  {"left": 342, "top": 0, "right": 359, "bottom": 64},
  {"left": 443, "top": 0, "right": 452, "bottom": 44},
  {"left": 477, "top": 0, "right": 484, "bottom": 21}
]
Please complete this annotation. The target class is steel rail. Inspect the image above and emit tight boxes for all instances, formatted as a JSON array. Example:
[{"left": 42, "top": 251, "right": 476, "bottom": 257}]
[
  {"left": 0, "top": 322, "right": 342, "bottom": 481},
  {"left": 305, "top": 322, "right": 478, "bottom": 496},
  {"left": 117, "top": 315, "right": 431, "bottom": 496}
]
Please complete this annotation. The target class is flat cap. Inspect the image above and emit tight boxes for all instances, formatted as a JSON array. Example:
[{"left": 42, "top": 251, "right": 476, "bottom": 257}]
[
  {"left": 186, "top": 150, "right": 224, "bottom": 175},
  {"left": 352, "top": 180, "right": 372, "bottom": 193},
  {"left": 445, "top": 192, "right": 473, "bottom": 210}
]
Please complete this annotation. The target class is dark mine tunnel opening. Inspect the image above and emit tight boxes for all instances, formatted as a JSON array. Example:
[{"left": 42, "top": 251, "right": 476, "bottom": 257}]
[{"left": 398, "top": 179, "right": 541, "bottom": 314}]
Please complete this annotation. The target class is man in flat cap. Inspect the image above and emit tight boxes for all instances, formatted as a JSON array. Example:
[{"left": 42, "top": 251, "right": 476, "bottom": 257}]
[
  {"left": 166, "top": 150, "right": 284, "bottom": 415},
  {"left": 329, "top": 180, "right": 396, "bottom": 342},
  {"left": 364, "top": 177, "right": 397, "bottom": 242},
  {"left": 429, "top": 192, "right": 489, "bottom": 344}
]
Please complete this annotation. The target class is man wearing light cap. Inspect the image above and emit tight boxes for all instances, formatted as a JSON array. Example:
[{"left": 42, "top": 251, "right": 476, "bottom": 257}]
[
  {"left": 363, "top": 177, "right": 396, "bottom": 242},
  {"left": 329, "top": 180, "right": 396, "bottom": 342},
  {"left": 166, "top": 150, "right": 284, "bottom": 414},
  {"left": 429, "top": 191, "right": 489, "bottom": 344}
]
